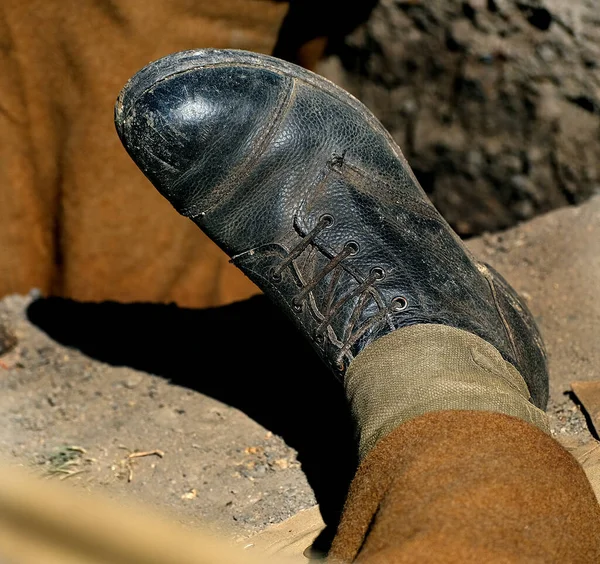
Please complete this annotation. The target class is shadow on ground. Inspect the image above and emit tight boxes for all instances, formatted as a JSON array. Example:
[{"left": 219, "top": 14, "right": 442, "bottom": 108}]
[{"left": 26, "top": 295, "right": 356, "bottom": 548}]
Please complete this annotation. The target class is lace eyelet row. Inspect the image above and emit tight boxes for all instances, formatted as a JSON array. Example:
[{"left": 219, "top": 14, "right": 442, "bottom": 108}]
[{"left": 269, "top": 214, "right": 410, "bottom": 360}]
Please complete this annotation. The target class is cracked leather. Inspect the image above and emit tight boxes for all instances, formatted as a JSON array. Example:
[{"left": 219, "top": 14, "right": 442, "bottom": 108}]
[{"left": 115, "top": 49, "right": 548, "bottom": 409}]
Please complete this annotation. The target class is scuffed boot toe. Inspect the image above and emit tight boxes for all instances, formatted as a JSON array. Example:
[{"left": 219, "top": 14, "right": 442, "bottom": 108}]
[{"left": 115, "top": 50, "right": 293, "bottom": 220}]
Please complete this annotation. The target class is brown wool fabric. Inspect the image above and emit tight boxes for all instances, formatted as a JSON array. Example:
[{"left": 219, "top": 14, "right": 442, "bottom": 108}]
[
  {"left": 328, "top": 411, "right": 600, "bottom": 563},
  {"left": 0, "top": 0, "right": 287, "bottom": 308}
]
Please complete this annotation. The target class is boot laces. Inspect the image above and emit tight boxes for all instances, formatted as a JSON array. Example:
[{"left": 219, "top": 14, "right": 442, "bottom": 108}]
[{"left": 271, "top": 214, "right": 408, "bottom": 370}]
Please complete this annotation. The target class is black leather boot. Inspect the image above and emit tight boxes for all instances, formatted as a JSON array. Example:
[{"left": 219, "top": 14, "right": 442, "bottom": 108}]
[{"left": 115, "top": 49, "right": 548, "bottom": 409}]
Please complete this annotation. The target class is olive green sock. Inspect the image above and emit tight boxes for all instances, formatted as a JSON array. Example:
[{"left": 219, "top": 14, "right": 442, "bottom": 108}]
[{"left": 345, "top": 324, "right": 549, "bottom": 460}]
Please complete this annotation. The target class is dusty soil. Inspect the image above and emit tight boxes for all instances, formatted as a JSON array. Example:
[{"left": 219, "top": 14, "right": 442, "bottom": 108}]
[
  {"left": 0, "top": 295, "right": 325, "bottom": 539},
  {"left": 321, "top": 0, "right": 600, "bottom": 236},
  {"left": 0, "top": 196, "right": 599, "bottom": 542}
]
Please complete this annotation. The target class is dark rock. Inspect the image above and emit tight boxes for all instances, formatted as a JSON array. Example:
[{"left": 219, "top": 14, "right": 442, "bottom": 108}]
[{"left": 322, "top": 0, "right": 600, "bottom": 235}]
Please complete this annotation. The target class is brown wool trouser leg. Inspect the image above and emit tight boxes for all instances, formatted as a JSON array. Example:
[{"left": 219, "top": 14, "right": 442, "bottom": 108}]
[
  {"left": 1, "top": 0, "right": 286, "bottom": 307},
  {"left": 329, "top": 325, "right": 600, "bottom": 563}
]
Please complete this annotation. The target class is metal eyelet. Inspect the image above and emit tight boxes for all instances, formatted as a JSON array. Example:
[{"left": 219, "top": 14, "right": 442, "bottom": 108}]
[
  {"left": 330, "top": 152, "right": 346, "bottom": 170},
  {"left": 336, "top": 358, "right": 346, "bottom": 371},
  {"left": 292, "top": 298, "right": 303, "bottom": 312},
  {"left": 320, "top": 214, "right": 334, "bottom": 228},
  {"left": 344, "top": 241, "right": 360, "bottom": 255},
  {"left": 370, "top": 267, "right": 385, "bottom": 281},
  {"left": 314, "top": 333, "right": 324, "bottom": 344},
  {"left": 270, "top": 268, "right": 282, "bottom": 283},
  {"left": 391, "top": 296, "right": 408, "bottom": 312}
]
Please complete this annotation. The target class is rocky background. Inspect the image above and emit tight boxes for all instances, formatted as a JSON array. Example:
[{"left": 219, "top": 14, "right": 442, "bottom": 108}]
[{"left": 321, "top": 0, "right": 600, "bottom": 235}]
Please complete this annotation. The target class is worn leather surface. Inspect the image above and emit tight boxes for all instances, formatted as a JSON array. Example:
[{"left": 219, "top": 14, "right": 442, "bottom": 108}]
[{"left": 115, "top": 49, "right": 548, "bottom": 408}]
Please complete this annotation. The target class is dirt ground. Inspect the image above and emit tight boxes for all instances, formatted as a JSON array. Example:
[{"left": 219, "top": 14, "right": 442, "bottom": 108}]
[{"left": 0, "top": 196, "right": 599, "bottom": 545}]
